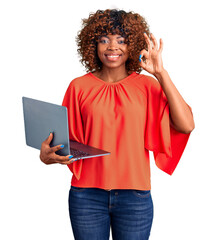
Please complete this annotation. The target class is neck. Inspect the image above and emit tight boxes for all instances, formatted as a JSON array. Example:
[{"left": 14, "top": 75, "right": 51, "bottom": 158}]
[{"left": 97, "top": 66, "right": 129, "bottom": 83}]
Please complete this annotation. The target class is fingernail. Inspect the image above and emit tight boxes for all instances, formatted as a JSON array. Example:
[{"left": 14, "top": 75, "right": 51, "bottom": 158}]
[
  {"left": 60, "top": 145, "right": 64, "bottom": 148},
  {"left": 69, "top": 155, "right": 74, "bottom": 159}
]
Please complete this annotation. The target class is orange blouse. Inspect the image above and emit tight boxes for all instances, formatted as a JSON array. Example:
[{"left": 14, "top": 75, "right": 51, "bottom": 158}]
[{"left": 62, "top": 72, "right": 192, "bottom": 190}]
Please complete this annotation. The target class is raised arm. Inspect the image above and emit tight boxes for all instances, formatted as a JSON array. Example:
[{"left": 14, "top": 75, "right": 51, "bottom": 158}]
[{"left": 139, "top": 32, "right": 195, "bottom": 134}]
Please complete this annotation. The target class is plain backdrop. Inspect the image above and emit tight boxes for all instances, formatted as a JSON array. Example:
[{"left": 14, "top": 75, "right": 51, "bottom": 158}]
[{"left": 1, "top": 0, "right": 216, "bottom": 239}]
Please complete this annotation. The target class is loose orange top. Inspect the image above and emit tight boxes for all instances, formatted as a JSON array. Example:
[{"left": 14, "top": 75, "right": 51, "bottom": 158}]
[{"left": 62, "top": 72, "right": 192, "bottom": 190}]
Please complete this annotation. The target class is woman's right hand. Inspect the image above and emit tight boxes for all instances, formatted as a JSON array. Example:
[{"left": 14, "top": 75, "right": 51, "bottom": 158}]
[{"left": 39, "top": 132, "right": 75, "bottom": 165}]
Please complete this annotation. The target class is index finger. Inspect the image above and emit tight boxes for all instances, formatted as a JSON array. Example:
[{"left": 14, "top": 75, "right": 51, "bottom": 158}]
[{"left": 143, "top": 32, "right": 152, "bottom": 51}]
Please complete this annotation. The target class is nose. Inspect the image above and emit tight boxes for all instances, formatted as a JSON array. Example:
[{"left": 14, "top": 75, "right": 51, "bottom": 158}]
[{"left": 107, "top": 41, "right": 118, "bottom": 50}]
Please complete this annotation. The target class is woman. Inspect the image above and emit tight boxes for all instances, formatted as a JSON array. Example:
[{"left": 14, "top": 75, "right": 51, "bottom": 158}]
[{"left": 40, "top": 9, "right": 195, "bottom": 240}]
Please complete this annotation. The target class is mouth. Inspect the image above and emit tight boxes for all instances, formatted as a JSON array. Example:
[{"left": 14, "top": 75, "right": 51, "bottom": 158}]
[{"left": 104, "top": 54, "right": 122, "bottom": 61}]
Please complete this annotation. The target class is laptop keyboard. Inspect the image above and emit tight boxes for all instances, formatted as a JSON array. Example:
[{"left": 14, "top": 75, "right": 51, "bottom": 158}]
[{"left": 70, "top": 148, "right": 91, "bottom": 157}]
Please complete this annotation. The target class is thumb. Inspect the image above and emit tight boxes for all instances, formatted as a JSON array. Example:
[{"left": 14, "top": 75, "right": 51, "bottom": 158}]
[
  {"left": 139, "top": 49, "right": 149, "bottom": 60},
  {"left": 45, "top": 132, "right": 53, "bottom": 144}
]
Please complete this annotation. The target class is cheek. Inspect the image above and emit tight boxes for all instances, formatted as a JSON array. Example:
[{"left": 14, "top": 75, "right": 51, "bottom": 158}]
[
  {"left": 124, "top": 46, "right": 130, "bottom": 59},
  {"left": 122, "top": 46, "right": 129, "bottom": 56},
  {"left": 97, "top": 45, "right": 105, "bottom": 58},
  {"left": 123, "top": 50, "right": 129, "bottom": 60},
  {"left": 96, "top": 47, "right": 103, "bottom": 62}
]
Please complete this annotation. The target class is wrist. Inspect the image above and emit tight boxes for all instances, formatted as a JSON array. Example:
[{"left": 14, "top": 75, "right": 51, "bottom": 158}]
[{"left": 154, "top": 68, "right": 168, "bottom": 83}]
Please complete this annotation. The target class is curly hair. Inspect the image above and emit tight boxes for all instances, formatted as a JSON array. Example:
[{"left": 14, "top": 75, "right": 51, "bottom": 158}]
[{"left": 76, "top": 9, "right": 151, "bottom": 74}]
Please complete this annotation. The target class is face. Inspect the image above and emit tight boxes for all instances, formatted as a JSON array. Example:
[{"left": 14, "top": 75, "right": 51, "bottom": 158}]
[{"left": 97, "top": 34, "right": 129, "bottom": 70}]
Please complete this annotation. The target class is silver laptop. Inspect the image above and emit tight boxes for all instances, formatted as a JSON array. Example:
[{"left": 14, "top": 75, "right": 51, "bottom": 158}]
[{"left": 22, "top": 97, "right": 111, "bottom": 161}]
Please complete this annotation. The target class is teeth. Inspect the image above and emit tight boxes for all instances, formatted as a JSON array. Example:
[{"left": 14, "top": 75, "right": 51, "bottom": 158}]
[{"left": 107, "top": 55, "right": 119, "bottom": 58}]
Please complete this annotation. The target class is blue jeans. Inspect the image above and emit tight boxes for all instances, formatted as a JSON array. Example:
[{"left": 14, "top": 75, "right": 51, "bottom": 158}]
[{"left": 68, "top": 186, "right": 154, "bottom": 240}]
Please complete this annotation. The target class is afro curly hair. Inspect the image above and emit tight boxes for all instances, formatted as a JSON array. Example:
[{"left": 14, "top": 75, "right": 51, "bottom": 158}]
[{"left": 76, "top": 9, "right": 151, "bottom": 74}]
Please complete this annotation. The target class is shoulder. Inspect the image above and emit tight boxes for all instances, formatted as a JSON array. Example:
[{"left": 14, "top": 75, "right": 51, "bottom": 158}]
[
  {"left": 67, "top": 72, "right": 93, "bottom": 90},
  {"left": 69, "top": 73, "right": 90, "bottom": 85},
  {"left": 136, "top": 73, "right": 162, "bottom": 92},
  {"left": 136, "top": 73, "right": 167, "bottom": 103}
]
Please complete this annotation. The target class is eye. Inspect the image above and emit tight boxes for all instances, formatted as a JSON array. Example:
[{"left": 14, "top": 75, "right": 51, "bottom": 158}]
[
  {"left": 118, "top": 40, "right": 125, "bottom": 44},
  {"left": 99, "top": 39, "right": 109, "bottom": 44}
]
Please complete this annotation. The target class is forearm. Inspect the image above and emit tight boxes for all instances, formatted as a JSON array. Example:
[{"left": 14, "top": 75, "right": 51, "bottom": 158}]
[{"left": 154, "top": 69, "right": 195, "bottom": 134}]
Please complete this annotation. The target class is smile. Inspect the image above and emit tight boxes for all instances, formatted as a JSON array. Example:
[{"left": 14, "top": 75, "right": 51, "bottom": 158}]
[{"left": 104, "top": 54, "right": 122, "bottom": 61}]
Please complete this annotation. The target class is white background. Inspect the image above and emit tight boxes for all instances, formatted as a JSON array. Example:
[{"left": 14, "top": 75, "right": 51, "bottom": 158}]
[{"left": 1, "top": 0, "right": 216, "bottom": 239}]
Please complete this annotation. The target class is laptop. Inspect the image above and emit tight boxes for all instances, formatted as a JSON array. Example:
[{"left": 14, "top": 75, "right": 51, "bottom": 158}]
[{"left": 22, "top": 97, "right": 111, "bottom": 161}]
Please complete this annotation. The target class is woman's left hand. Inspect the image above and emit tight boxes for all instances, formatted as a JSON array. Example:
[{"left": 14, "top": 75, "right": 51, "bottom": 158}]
[{"left": 139, "top": 33, "right": 164, "bottom": 76}]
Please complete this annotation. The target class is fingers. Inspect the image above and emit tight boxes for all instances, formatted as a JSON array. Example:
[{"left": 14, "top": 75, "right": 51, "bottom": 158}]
[
  {"left": 56, "top": 155, "right": 76, "bottom": 165},
  {"left": 143, "top": 32, "right": 152, "bottom": 52},
  {"left": 45, "top": 132, "right": 53, "bottom": 145},
  {"left": 159, "top": 38, "right": 163, "bottom": 53},
  {"left": 41, "top": 132, "right": 53, "bottom": 155},
  {"left": 150, "top": 33, "right": 158, "bottom": 50},
  {"left": 139, "top": 49, "right": 148, "bottom": 70},
  {"left": 66, "top": 155, "right": 76, "bottom": 165},
  {"left": 40, "top": 133, "right": 76, "bottom": 165},
  {"left": 50, "top": 144, "right": 64, "bottom": 153},
  {"left": 144, "top": 32, "right": 163, "bottom": 53},
  {"left": 50, "top": 144, "right": 75, "bottom": 164},
  {"left": 139, "top": 56, "right": 147, "bottom": 70},
  {"left": 140, "top": 49, "right": 149, "bottom": 60}
]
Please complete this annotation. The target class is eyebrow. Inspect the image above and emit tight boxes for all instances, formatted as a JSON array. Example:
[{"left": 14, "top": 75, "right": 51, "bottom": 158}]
[{"left": 100, "top": 35, "right": 125, "bottom": 39}]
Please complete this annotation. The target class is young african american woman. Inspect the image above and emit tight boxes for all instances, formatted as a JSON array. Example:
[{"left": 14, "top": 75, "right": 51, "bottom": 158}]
[{"left": 40, "top": 9, "right": 195, "bottom": 240}]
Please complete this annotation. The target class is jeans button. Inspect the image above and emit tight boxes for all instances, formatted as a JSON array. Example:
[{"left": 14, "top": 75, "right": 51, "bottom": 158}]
[{"left": 115, "top": 192, "right": 118, "bottom": 195}]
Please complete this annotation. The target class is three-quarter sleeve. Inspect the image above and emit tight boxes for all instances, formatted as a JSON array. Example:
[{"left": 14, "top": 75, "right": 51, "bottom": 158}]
[
  {"left": 144, "top": 77, "right": 191, "bottom": 175},
  {"left": 62, "top": 80, "right": 84, "bottom": 180}
]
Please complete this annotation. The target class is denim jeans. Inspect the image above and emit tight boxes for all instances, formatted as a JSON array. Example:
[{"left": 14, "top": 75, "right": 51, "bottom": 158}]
[{"left": 68, "top": 186, "right": 153, "bottom": 240}]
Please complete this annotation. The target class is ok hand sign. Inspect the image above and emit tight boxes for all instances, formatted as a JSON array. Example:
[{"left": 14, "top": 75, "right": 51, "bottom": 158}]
[{"left": 139, "top": 33, "right": 164, "bottom": 76}]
